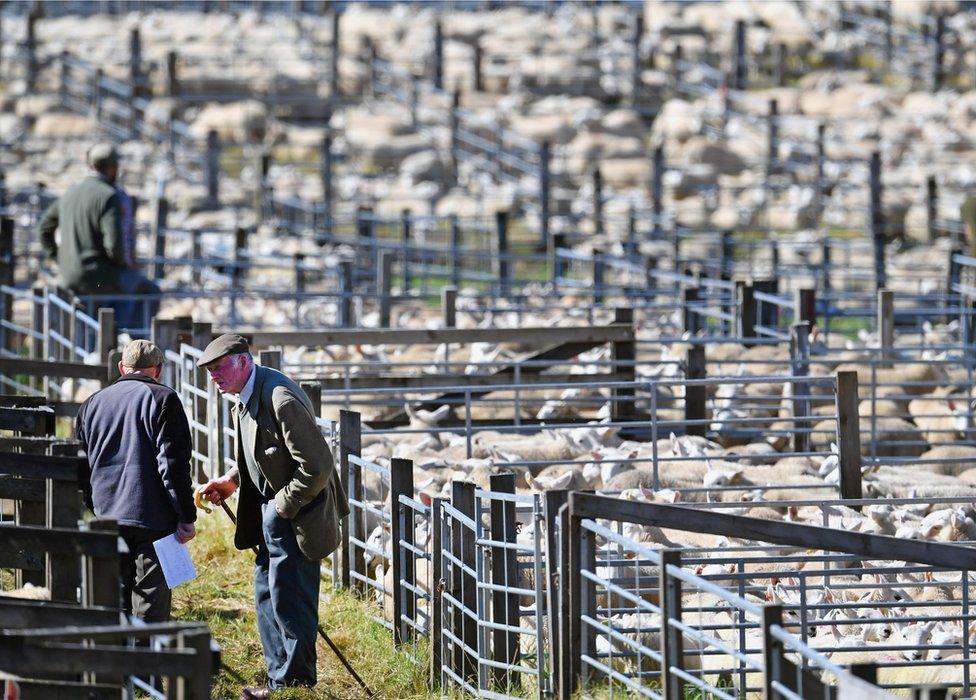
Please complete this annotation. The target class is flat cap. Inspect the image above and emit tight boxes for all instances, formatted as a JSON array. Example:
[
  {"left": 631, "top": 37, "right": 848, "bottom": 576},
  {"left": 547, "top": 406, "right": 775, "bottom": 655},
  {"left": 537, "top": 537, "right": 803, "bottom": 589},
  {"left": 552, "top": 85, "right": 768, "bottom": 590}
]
[
  {"left": 87, "top": 142, "right": 119, "bottom": 168},
  {"left": 121, "top": 339, "right": 163, "bottom": 369},
  {"left": 197, "top": 333, "right": 250, "bottom": 368}
]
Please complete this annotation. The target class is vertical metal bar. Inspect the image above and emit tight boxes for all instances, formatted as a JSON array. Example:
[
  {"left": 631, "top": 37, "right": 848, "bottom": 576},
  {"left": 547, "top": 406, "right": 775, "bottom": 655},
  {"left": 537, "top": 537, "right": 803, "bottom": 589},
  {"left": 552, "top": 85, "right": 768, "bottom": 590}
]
[
  {"left": 488, "top": 473, "right": 520, "bottom": 690},
  {"left": 791, "top": 322, "right": 811, "bottom": 453},
  {"left": 450, "top": 215, "right": 462, "bottom": 287},
  {"left": 339, "top": 410, "right": 361, "bottom": 590},
  {"left": 429, "top": 497, "right": 443, "bottom": 690},
  {"left": 391, "top": 457, "right": 415, "bottom": 644},
  {"left": 321, "top": 130, "right": 334, "bottom": 236},
  {"left": 539, "top": 142, "right": 551, "bottom": 251},
  {"left": 452, "top": 480, "right": 478, "bottom": 685},
  {"left": 835, "top": 371, "right": 863, "bottom": 501},
  {"left": 651, "top": 145, "right": 664, "bottom": 239},
  {"left": 660, "top": 549, "right": 684, "bottom": 700},
  {"left": 685, "top": 346, "right": 706, "bottom": 437},
  {"left": 496, "top": 211, "right": 509, "bottom": 296},
  {"left": 377, "top": 250, "right": 393, "bottom": 328},
  {"left": 870, "top": 151, "right": 885, "bottom": 291},
  {"left": 206, "top": 129, "right": 220, "bottom": 208}
]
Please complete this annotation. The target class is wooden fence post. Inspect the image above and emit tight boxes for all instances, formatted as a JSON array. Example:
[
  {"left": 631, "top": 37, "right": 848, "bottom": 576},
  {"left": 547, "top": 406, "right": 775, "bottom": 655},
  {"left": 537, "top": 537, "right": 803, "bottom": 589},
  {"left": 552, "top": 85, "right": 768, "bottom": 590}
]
[
  {"left": 761, "top": 604, "right": 786, "bottom": 699},
  {"left": 651, "top": 145, "right": 664, "bottom": 239},
  {"left": 775, "top": 42, "right": 787, "bottom": 87},
  {"left": 933, "top": 13, "right": 945, "bottom": 91},
  {"left": 630, "top": 14, "right": 643, "bottom": 108},
  {"left": 86, "top": 519, "right": 121, "bottom": 610},
  {"left": 733, "top": 19, "right": 747, "bottom": 89},
  {"left": 685, "top": 346, "right": 706, "bottom": 437},
  {"left": 205, "top": 129, "right": 220, "bottom": 208},
  {"left": 682, "top": 285, "right": 701, "bottom": 335},
  {"left": 128, "top": 26, "right": 142, "bottom": 96},
  {"left": 151, "top": 196, "right": 168, "bottom": 280},
  {"left": 539, "top": 142, "right": 551, "bottom": 251},
  {"left": 878, "top": 289, "right": 894, "bottom": 366},
  {"left": 391, "top": 457, "right": 415, "bottom": 644},
  {"left": 338, "top": 260, "right": 353, "bottom": 327},
  {"left": 330, "top": 9, "right": 340, "bottom": 99},
  {"left": 48, "top": 445, "right": 82, "bottom": 603},
  {"left": 472, "top": 38, "right": 483, "bottom": 92},
  {"left": 378, "top": 250, "right": 393, "bottom": 328},
  {"left": 793, "top": 288, "right": 816, "bottom": 327},
  {"left": 450, "top": 215, "right": 462, "bottom": 287},
  {"left": 927, "top": 175, "right": 938, "bottom": 242},
  {"left": 451, "top": 480, "right": 478, "bottom": 684},
  {"left": 791, "top": 322, "right": 811, "bottom": 454},
  {"left": 321, "top": 130, "right": 334, "bottom": 236},
  {"left": 97, "top": 308, "right": 115, "bottom": 365},
  {"left": 835, "top": 371, "right": 863, "bottom": 501},
  {"left": 558, "top": 504, "right": 573, "bottom": 699},
  {"left": 258, "top": 350, "right": 281, "bottom": 370},
  {"left": 339, "top": 410, "right": 361, "bottom": 591},
  {"left": 401, "top": 209, "right": 412, "bottom": 291},
  {"left": 433, "top": 19, "right": 444, "bottom": 90},
  {"left": 767, "top": 99, "right": 779, "bottom": 178},
  {"left": 870, "top": 151, "right": 885, "bottom": 291},
  {"left": 592, "top": 248, "right": 604, "bottom": 305},
  {"left": 488, "top": 472, "right": 519, "bottom": 689},
  {"left": 550, "top": 232, "right": 566, "bottom": 286},
  {"left": 496, "top": 211, "right": 510, "bottom": 296},
  {"left": 660, "top": 549, "right": 684, "bottom": 700},
  {"left": 165, "top": 49, "right": 178, "bottom": 97},
  {"left": 0, "top": 217, "right": 14, "bottom": 356},
  {"left": 441, "top": 286, "right": 456, "bottom": 329},
  {"left": 543, "top": 490, "right": 568, "bottom": 696},
  {"left": 612, "top": 307, "right": 636, "bottom": 420},
  {"left": 592, "top": 167, "right": 603, "bottom": 238}
]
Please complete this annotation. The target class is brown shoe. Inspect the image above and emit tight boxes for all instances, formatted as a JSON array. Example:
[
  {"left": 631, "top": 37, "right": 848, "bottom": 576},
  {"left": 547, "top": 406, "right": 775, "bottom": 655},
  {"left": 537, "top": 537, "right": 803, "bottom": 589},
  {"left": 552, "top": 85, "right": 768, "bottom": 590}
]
[{"left": 241, "top": 687, "right": 272, "bottom": 700}]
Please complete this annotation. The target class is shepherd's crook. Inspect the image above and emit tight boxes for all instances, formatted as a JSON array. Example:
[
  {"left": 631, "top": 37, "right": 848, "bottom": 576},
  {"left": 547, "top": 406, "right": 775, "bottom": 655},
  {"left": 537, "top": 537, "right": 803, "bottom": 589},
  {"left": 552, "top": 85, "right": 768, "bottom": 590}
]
[{"left": 210, "top": 498, "right": 375, "bottom": 697}]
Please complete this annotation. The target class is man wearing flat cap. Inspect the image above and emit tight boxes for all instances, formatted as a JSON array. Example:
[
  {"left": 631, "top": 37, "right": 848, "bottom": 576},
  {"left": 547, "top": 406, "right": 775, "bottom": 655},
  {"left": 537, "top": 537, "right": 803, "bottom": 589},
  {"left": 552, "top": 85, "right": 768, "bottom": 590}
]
[
  {"left": 75, "top": 340, "right": 196, "bottom": 624},
  {"left": 197, "top": 334, "right": 348, "bottom": 698},
  {"left": 37, "top": 142, "right": 160, "bottom": 330}
]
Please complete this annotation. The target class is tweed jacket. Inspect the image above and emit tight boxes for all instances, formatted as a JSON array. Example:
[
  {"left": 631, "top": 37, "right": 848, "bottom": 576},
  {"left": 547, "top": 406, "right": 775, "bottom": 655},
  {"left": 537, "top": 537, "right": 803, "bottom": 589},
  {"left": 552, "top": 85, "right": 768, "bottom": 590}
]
[{"left": 229, "top": 365, "right": 348, "bottom": 560}]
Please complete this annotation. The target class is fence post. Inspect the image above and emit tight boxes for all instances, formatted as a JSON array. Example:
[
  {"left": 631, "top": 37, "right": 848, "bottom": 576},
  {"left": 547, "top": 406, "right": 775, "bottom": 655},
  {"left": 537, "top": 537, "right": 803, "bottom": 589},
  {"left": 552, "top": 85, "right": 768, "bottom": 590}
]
[
  {"left": 685, "top": 345, "right": 706, "bottom": 437},
  {"left": 775, "top": 42, "right": 787, "bottom": 87},
  {"left": 592, "top": 248, "right": 605, "bottom": 305},
  {"left": 933, "top": 13, "right": 945, "bottom": 91},
  {"left": 682, "top": 285, "right": 700, "bottom": 335},
  {"left": 321, "top": 130, "right": 333, "bottom": 237},
  {"left": 612, "top": 307, "right": 636, "bottom": 420},
  {"left": 754, "top": 278, "right": 779, "bottom": 333},
  {"left": 488, "top": 472, "right": 520, "bottom": 689},
  {"left": 651, "top": 145, "right": 664, "bottom": 238},
  {"left": 192, "top": 321, "right": 212, "bottom": 481},
  {"left": 558, "top": 504, "right": 573, "bottom": 699},
  {"left": 472, "top": 37, "right": 483, "bottom": 92},
  {"left": 433, "top": 19, "right": 444, "bottom": 90},
  {"left": 761, "top": 604, "right": 786, "bottom": 699},
  {"left": 378, "top": 250, "right": 393, "bottom": 328},
  {"left": 543, "top": 490, "right": 568, "bottom": 696},
  {"left": 496, "top": 211, "right": 510, "bottom": 296},
  {"left": 47, "top": 444, "right": 82, "bottom": 603},
  {"left": 733, "top": 19, "right": 747, "bottom": 90},
  {"left": 791, "top": 322, "right": 811, "bottom": 454},
  {"left": 339, "top": 409, "right": 361, "bottom": 591},
  {"left": 878, "top": 289, "right": 894, "bottom": 366},
  {"left": 814, "top": 123, "right": 825, "bottom": 227},
  {"left": 767, "top": 99, "right": 778, "bottom": 178},
  {"left": 630, "top": 14, "right": 643, "bottom": 108},
  {"left": 338, "top": 260, "right": 353, "bottom": 327},
  {"left": 0, "top": 217, "right": 13, "bottom": 356},
  {"left": 720, "top": 230, "right": 734, "bottom": 279},
  {"left": 442, "top": 286, "right": 456, "bottom": 329},
  {"left": 152, "top": 196, "right": 168, "bottom": 280},
  {"left": 794, "top": 287, "right": 816, "bottom": 326},
  {"left": 539, "top": 141, "right": 551, "bottom": 251},
  {"left": 165, "top": 49, "right": 178, "bottom": 97},
  {"left": 449, "top": 89, "right": 460, "bottom": 186},
  {"left": 258, "top": 350, "right": 281, "bottom": 371},
  {"left": 429, "top": 496, "right": 443, "bottom": 688},
  {"left": 190, "top": 229, "right": 202, "bottom": 286},
  {"left": 401, "top": 209, "right": 412, "bottom": 291},
  {"left": 86, "top": 519, "right": 121, "bottom": 610},
  {"left": 592, "top": 167, "right": 603, "bottom": 238},
  {"left": 870, "top": 151, "right": 885, "bottom": 291},
  {"left": 205, "top": 129, "right": 220, "bottom": 208},
  {"left": 660, "top": 549, "right": 684, "bottom": 700},
  {"left": 97, "top": 308, "right": 115, "bottom": 365},
  {"left": 92, "top": 68, "right": 103, "bottom": 123},
  {"left": 25, "top": 10, "right": 37, "bottom": 93},
  {"left": 129, "top": 26, "right": 142, "bottom": 96},
  {"left": 927, "top": 175, "right": 938, "bottom": 242},
  {"left": 330, "top": 8, "right": 340, "bottom": 99},
  {"left": 391, "top": 457, "right": 415, "bottom": 644},
  {"left": 253, "top": 148, "right": 271, "bottom": 223},
  {"left": 450, "top": 215, "right": 462, "bottom": 287},
  {"left": 836, "top": 370, "right": 863, "bottom": 501},
  {"left": 550, "top": 232, "right": 566, "bottom": 286},
  {"left": 451, "top": 480, "right": 478, "bottom": 684}
]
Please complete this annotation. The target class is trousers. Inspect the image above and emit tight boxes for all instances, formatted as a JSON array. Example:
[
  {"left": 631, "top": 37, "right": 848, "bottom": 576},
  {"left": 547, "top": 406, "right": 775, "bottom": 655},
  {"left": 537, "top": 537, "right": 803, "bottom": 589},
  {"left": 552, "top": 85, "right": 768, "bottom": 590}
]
[
  {"left": 118, "top": 525, "right": 172, "bottom": 622},
  {"left": 254, "top": 501, "right": 321, "bottom": 688}
]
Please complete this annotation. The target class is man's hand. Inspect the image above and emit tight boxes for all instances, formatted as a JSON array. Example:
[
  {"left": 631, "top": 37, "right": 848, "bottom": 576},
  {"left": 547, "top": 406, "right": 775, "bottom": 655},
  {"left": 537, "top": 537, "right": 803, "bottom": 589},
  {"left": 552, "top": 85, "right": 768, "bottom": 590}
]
[
  {"left": 199, "top": 475, "right": 238, "bottom": 506},
  {"left": 275, "top": 504, "right": 291, "bottom": 519},
  {"left": 175, "top": 522, "right": 196, "bottom": 543}
]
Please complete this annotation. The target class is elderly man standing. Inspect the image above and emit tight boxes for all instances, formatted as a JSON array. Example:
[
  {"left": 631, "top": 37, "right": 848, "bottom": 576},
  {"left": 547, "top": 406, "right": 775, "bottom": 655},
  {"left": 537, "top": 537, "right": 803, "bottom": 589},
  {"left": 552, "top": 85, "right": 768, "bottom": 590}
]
[
  {"left": 197, "top": 334, "right": 347, "bottom": 699},
  {"left": 37, "top": 143, "right": 160, "bottom": 330},
  {"left": 75, "top": 340, "right": 196, "bottom": 623}
]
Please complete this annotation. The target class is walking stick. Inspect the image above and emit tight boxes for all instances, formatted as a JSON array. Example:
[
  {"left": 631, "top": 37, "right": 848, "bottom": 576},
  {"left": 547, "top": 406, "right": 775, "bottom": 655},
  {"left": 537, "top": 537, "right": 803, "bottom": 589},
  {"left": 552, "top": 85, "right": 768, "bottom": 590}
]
[{"left": 207, "top": 497, "right": 375, "bottom": 697}]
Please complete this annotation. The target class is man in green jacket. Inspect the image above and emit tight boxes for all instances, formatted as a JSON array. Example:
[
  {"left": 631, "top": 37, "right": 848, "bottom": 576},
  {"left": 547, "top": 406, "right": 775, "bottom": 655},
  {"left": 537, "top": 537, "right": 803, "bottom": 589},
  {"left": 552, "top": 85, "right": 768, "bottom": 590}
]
[
  {"left": 37, "top": 143, "right": 161, "bottom": 330},
  {"left": 197, "top": 334, "right": 348, "bottom": 698},
  {"left": 38, "top": 143, "right": 125, "bottom": 294}
]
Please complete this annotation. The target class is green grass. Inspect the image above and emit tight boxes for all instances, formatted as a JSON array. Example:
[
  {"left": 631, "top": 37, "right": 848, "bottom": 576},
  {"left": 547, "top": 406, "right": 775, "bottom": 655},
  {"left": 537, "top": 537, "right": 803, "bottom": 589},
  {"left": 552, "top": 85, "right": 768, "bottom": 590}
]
[{"left": 174, "top": 510, "right": 431, "bottom": 699}]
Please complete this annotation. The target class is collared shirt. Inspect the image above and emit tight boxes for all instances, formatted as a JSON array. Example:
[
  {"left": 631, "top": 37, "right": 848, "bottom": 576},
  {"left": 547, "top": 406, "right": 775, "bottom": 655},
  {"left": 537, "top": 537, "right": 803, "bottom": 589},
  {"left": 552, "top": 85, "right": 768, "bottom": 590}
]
[{"left": 238, "top": 365, "right": 257, "bottom": 409}]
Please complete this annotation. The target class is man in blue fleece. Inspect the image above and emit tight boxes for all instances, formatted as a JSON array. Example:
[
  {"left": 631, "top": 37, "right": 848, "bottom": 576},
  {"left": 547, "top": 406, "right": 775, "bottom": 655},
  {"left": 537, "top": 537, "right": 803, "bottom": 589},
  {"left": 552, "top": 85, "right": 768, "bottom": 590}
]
[{"left": 75, "top": 339, "right": 196, "bottom": 622}]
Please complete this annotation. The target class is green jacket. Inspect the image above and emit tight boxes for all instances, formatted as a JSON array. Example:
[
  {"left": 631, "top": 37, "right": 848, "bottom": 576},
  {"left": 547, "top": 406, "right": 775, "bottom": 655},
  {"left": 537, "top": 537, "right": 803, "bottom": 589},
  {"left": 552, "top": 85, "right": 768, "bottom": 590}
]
[
  {"left": 230, "top": 365, "right": 348, "bottom": 561},
  {"left": 37, "top": 175, "right": 124, "bottom": 293}
]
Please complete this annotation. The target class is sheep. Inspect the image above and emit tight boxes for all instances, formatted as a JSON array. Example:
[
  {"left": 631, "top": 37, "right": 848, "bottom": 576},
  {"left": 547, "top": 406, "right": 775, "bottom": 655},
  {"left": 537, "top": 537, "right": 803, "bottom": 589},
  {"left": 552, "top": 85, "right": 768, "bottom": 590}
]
[{"left": 1, "top": 583, "right": 50, "bottom": 600}]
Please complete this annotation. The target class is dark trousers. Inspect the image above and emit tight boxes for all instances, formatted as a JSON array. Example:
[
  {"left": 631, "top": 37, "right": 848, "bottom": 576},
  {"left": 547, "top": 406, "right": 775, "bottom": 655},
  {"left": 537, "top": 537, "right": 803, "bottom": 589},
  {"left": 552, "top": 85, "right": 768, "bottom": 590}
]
[
  {"left": 254, "top": 501, "right": 320, "bottom": 688},
  {"left": 118, "top": 526, "right": 172, "bottom": 623}
]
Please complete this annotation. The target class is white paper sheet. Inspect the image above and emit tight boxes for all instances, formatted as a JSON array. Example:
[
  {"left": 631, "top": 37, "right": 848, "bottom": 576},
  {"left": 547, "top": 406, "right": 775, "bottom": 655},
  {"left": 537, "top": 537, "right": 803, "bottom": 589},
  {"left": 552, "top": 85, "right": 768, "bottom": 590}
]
[{"left": 152, "top": 534, "right": 197, "bottom": 588}]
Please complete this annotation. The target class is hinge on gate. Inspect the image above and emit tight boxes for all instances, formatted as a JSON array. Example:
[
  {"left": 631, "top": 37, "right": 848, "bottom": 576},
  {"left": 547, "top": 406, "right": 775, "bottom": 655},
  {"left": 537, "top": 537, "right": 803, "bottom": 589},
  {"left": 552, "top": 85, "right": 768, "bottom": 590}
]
[{"left": 435, "top": 578, "right": 446, "bottom": 596}]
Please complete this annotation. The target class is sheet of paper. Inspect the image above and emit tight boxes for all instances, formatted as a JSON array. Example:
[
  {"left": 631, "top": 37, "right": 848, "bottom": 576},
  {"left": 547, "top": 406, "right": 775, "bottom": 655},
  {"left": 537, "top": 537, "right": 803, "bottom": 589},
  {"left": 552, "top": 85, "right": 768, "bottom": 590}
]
[{"left": 152, "top": 534, "right": 197, "bottom": 589}]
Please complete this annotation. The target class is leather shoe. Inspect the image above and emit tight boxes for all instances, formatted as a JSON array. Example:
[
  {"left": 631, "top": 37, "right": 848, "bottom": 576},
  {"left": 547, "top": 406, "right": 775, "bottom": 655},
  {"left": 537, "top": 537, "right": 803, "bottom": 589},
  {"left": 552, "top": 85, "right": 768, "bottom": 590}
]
[{"left": 241, "top": 687, "right": 272, "bottom": 700}]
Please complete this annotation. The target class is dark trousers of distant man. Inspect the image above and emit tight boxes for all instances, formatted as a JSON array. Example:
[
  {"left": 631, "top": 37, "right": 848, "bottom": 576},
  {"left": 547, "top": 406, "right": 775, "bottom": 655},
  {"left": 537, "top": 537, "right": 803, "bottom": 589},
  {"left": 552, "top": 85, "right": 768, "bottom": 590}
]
[{"left": 254, "top": 500, "right": 321, "bottom": 688}]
